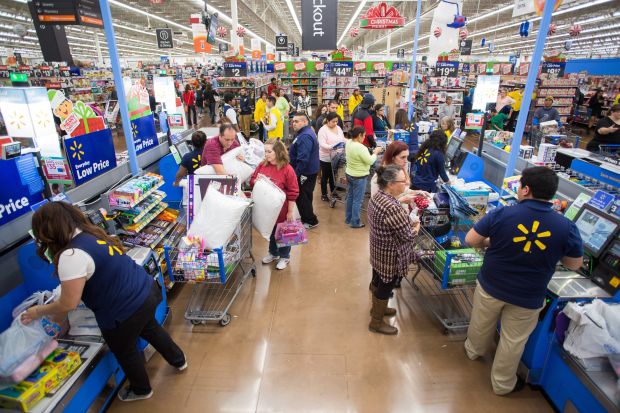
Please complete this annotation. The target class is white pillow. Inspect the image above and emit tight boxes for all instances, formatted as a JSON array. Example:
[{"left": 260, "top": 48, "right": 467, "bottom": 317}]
[
  {"left": 252, "top": 176, "right": 286, "bottom": 240},
  {"left": 188, "top": 185, "right": 250, "bottom": 249},
  {"left": 195, "top": 147, "right": 254, "bottom": 183}
]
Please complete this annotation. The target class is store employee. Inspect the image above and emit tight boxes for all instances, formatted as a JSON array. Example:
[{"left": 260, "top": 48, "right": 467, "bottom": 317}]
[
  {"left": 174, "top": 130, "right": 206, "bottom": 186},
  {"left": 464, "top": 166, "right": 583, "bottom": 396},
  {"left": 200, "top": 123, "right": 244, "bottom": 174},
  {"left": 23, "top": 202, "right": 186, "bottom": 402}
]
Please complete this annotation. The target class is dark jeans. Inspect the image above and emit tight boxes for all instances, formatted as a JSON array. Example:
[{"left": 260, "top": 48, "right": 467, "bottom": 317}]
[
  {"left": 296, "top": 173, "right": 318, "bottom": 226},
  {"left": 207, "top": 102, "right": 216, "bottom": 123},
  {"left": 508, "top": 110, "right": 519, "bottom": 131},
  {"left": 186, "top": 105, "right": 197, "bottom": 126},
  {"left": 100, "top": 282, "right": 184, "bottom": 395},
  {"left": 320, "top": 160, "right": 335, "bottom": 196},
  {"left": 269, "top": 225, "right": 291, "bottom": 259},
  {"left": 345, "top": 174, "right": 367, "bottom": 227},
  {"left": 371, "top": 269, "right": 398, "bottom": 300}
]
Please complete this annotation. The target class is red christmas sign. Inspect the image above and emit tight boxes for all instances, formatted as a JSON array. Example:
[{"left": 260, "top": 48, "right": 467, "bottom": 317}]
[{"left": 360, "top": 2, "right": 406, "bottom": 29}]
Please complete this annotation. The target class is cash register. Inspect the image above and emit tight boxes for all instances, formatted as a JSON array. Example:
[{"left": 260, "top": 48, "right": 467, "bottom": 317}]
[{"left": 521, "top": 204, "right": 620, "bottom": 385}]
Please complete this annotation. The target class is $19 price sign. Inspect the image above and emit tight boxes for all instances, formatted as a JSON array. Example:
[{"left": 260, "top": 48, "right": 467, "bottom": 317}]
[{"left": 435, "top": 61, "right": 458, "bottom": 78}]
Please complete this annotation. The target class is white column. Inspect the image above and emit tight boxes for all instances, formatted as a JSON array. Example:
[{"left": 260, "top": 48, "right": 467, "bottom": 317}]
[
  {"left": 231, "top": 0, "right": 240, "bottom": 52},
  {"left": 94, "top": 34, "right": 104, "bottom": 66},
  {"left": 386, "top": 31, "right": 392, "bottom": 58}
]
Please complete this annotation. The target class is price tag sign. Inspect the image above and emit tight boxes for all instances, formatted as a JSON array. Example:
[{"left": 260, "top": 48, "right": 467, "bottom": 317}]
[
  {"left": 223, "top": 62, "right": 248, "bottom": 77},
  {"left": 59, "top": 66, "right": 71, "bottom": 77},
  {"left": 330, "top": 61, "right": 353, "bottom": 77},
  {"left": 435, "top": 61, "right": 458, "bottom": 77},
  {"left": 39, "top": 66, "right": 53, "bottom": 77},
  {"left": 542, "top": 62, "right": 565, "bottom": 77},
  {"left": 0, "top": 66, "right": 9, "bottom": 78}
]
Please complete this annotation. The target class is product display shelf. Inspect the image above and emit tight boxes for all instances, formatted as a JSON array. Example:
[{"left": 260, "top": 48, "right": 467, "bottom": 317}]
[
  {"left": 427, "top": 77, "right": 466, "bottom": 124},
  {"left": 148, "top": 220, "right": 177, "bottom": 250},
  {"left": 109, "top": 180, "right": 165, "bottom": 210},
  {"left": 124, "top": 202, "right": 169, "bottom": 234},
  {"left": 119, "top": 190, "right": 166, "bottom": 223}
]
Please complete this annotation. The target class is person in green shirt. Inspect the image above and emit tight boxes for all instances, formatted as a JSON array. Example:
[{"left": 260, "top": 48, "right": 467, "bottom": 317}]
[
  {"left": 491, "top": 106, "right": 511, "bottom": 131},
  {"left": 345, "top": 126, "right": 383, "bottom": 228},
  {"left": 276, "top": 89, "right": 291, "bottom": 141}
]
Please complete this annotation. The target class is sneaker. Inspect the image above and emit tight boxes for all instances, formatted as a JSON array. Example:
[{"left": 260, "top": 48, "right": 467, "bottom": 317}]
[
  {"left": 304, "top": 222, "right": 319, "bottom": 229},
  {"left": 262, "top": 254, "right": 279, "bottom": 264},
  {"left": 176, "top": 355, "right": 188, "bottom": 371},
  {"left": 321, "top": 195, "right": 329, "bottom": 202},
  {"left": 331, "top": 192, "right": 341, "bottom": 200},
  {"left": 276, "top": 258, "right": 290, "bottom": 270},
  {"left": 117, "top": 388, "right": 153, "bottom": 402}
]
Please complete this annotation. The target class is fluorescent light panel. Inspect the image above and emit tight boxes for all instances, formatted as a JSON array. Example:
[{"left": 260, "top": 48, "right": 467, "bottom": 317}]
[{"left": 338, "top": 0, "right": 368, "bottom": 46}]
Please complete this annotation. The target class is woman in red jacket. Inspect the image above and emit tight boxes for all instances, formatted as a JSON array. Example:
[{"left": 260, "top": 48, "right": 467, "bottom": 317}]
[
  {"left": 250, "top": 139, "right": 300, "bottom": 270},
  {"left": 182, "top": 84, "right": 197, "bottom": 127},
  {"left": 352, "top": 93, "right": 377, "bottom": 148}
]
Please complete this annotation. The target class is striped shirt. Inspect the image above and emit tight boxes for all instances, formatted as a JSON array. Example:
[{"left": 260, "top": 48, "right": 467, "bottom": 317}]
[{"left": 368, "top": 190, "right": 417, "bottom": 283}]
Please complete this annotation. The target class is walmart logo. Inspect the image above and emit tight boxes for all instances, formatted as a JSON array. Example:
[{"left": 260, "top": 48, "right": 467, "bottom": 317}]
[
  {"left": 132, "top": 123, "right": 138, "bottom": 138},
  {"left": 419, "top": 149, "right": 430, "bottom": 165},
  {"left": 192, "top": 155, "right": 201, "bottom": 170},
  {"left": 512, "top": 220, "right": 551, "bottom": 253},
  {"left": 69, "top": 142, "right": 85, "bottom": 161},
  {"left": 97, "top": 239, "right": 123, "bottom": 256}
]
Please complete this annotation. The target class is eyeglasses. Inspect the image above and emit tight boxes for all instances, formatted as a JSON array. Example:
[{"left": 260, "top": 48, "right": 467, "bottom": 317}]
[{"left": 392, "top": 180, "right": 408, "bottom": 184}]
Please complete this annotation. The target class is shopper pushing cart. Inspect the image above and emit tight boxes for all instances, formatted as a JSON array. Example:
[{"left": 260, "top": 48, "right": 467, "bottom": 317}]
[{"left": 317, "top": 112, "right": 346, "bottom": 203}]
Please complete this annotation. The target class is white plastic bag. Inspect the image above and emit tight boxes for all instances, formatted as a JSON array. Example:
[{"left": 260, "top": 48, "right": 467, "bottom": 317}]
[
  {"left": 11, "top": 291, "right": 54, "bottom": 319},
  {"left": 563, "top": 300, "right": 620, "bottom": 359},
  {"left": 252, "top": 175, "right": 286, "bottom": 240},
  {"left": 244, "top": 139, "right": 265, "bottom": 169},
  {"left": 0, "top": 316, "right": 55, "bottom": 379},
  {"left": 195, "top": 147, "right": 255, "bottom": 183},
  {"left": 188, "top": 185, "right": 250, "bottom": 249},
  {"left": 68, "top": 303, "right": 101, "bottom": 336}
]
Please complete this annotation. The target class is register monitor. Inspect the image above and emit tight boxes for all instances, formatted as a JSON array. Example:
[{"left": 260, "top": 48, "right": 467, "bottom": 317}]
[
  {"left": 446, "top": 135, "right": 464, "bottom": 162},
  {"left": 573, "top": 204, "right": 620, "bottom": 259}
]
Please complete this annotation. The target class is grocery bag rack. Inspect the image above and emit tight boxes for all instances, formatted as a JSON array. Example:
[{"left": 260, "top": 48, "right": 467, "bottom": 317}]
[
  {"left": 407, "top": 210, "right": 484, "bottom": 334},
  {"left": 163, "top": 206, "right": 255, "bottom": 327}
]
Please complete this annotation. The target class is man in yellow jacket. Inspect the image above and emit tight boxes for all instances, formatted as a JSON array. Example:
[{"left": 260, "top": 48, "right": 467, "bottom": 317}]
[
  {"left": 254, "top": 91, "right": 268, "bottom": 140},
  {"left": 262, "top": 96, "right": 283, "bottom": 139},
  {"left": 348, "top": 89, "right": 363, "bottom": 117}
]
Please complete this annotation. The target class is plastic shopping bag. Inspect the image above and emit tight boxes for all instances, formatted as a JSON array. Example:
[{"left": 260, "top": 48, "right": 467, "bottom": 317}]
[
  {"left": 0, "top": 316, "right": 58, "bottom": 384},
  {"left": 563, "top": 300, "right": 620, "bottom": 359},
  {"left": 275, "top": 221, "right": 308, "bottom": 248},
  {"left": 11, "top": 291, "right": 55, "bottom": 319},
  {"left": 252, "top": 175, "right": 286, "bottom": 240}
]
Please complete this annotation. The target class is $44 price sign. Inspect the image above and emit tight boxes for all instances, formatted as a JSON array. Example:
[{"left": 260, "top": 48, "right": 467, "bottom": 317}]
[
  {"left": 435, "top": 61, "right": 458, "bottom": 78},
  {"left": 330, "top": 62, "right": 353, "bottom": 77}
]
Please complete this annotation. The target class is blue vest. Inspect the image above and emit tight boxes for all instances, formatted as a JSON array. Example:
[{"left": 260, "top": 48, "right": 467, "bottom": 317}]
[{"left": 66, "top": 233, "right": 152, "bottom": 329}]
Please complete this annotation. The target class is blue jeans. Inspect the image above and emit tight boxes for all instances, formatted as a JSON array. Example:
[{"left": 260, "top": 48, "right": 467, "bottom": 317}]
[
  {"left": 269, "top": 225, "right": 291, "bottom": 259},
  {"left": 345, "top": 174, "right": 367, "bottom": 227}
]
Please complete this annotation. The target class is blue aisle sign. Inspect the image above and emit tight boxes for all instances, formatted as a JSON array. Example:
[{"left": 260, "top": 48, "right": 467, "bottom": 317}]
[
  {"left": 131, "top": 115, "right": 158, "bottom": 155},
  {"left": 587, "top": 190, "right": 615, "bottom": 212},
  {"left": 65, "top": 129, "right": 117, "bottom": 186},
  {"left": 0, "top": 154, "right": 44, "bottom": 226}
]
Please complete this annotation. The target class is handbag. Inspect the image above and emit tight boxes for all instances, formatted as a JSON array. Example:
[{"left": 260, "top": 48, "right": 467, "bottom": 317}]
[{"left": 275, "top": 221, "right": 308, "bottom": 248}]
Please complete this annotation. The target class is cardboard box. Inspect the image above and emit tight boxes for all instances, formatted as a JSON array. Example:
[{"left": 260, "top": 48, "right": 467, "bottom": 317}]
[{"left": 455, "top": 189, "right": 489, "bottom": 214}]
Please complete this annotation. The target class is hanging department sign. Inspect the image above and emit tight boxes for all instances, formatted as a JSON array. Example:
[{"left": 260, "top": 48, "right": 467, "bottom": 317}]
[
  {"left": 276, "top": 35, "right": 288, "bottom": 52},
  {"left": 156, "top": 28, "right": 174, "bottom": 49},
  {"left": 301, "top": 0, "right": 337, "bottom": 51},
  {"left": 65, "top": 129, "right": 117, "bottom": 186},
  {"left": 360, "top": 2, "right": 406, "bottom": 29}
]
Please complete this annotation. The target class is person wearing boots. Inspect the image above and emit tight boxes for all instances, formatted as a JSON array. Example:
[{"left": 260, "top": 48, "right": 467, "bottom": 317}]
[{"left": 367, "top": 165, "right": 419, "bottom": 335}]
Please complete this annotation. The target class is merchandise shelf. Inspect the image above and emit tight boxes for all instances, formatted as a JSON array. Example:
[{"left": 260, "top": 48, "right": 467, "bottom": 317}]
[
  {"left": 110, "top": 180, "right": 164, "bottom": 209},
  {"left": 124, "top": 203, "right": 168, "bottom": 234},
  {"left": 120, "top": 190, "right": 166, "bottom": 223}
]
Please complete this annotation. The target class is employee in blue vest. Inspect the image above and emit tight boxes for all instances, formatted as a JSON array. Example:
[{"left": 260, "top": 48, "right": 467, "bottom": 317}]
[
  {"left": 174, "top": 130, "right": 207, "bottom": 186},
  {"left": 23, "top": 202, "right": 186, "bottom": 402},
  {"left": 464, "top": 166, "right": 583, "bottom": 396}
]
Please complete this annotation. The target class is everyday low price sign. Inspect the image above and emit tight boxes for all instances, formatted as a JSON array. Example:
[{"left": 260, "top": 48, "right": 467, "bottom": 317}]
[
  {"left": 0, "top": 155, "right": 44, "bottom": 226},
  {"left": 65, "top": 129, "right": 117, "bottom": 186},
  {"left": 131, "top": 115, "right": 158, "bottom": 154}
]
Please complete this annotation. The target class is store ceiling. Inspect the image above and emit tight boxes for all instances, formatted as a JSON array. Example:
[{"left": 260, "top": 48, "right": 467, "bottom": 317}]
[{"left": 0, "top": 0, "right": 618, "bottom": 62}]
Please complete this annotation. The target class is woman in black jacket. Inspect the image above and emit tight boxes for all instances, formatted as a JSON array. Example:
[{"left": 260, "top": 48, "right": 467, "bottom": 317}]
[{"left": 204, "top": 83, "right": 219, "bottom": 124}]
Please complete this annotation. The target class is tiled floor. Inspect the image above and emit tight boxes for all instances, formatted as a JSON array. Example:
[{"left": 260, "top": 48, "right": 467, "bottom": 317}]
[{"left": 107, "top": 185, "right": 554, "bottom": 413}]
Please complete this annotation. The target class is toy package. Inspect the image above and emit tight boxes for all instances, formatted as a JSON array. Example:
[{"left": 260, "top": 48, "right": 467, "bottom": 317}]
[
  {"left": 109, "top": 173, "right": 164, "bottom": 208},
  {"left": 275, "top": 221, "right": 308, "bottom": 248}
]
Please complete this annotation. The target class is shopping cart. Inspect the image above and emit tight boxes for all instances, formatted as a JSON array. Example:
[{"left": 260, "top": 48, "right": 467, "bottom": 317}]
[
  {"left": 163, "top": 205, "right": 255, "bottom": 326},
  {"left": 599, "top": 144, "right": 620, "bottom": 157},
  {"left": 328, "top": 142, "right": 380, "bottom": 209}
]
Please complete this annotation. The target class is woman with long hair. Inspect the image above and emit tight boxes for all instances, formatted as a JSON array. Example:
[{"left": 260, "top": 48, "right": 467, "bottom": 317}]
[
  {"left": 296, "top": 88, "right": 313, "bottom": 117},
  {"left": 372, "top": 104, "right": 391, "bottom": 133},
  {"left": 254, "top": 91, "right": 268, "bottom": 141},
  {"left": 440, "top": 116, "right": 456, "bottom": 140},
  {"left": 250, "top": 139, "right": 299, "bottom": 270},
  {"left": 345, "top": 126, "right": 383, "bottom": 228},
  {"left": 588, "top": 89, "right": 605, "bottom": 130},
  {"left": 23, "top": 202, "right": 186, "bottom": 402},
  {"left": 411, "top": 130, "right": 450, "bottom": 193},
  {"left": 394, "top": 108, "right": 419, "bottom": 156},
  {"left": 182, "top": 84, "right": 197, "bottom": 127},
  {"left": 174, "top": 130, "right": 207, "bottom": 185},
  {"left": 334, "top": 92, "right": 345, "bottom": 121},
  {"left": 312, "top": 104, "right": 328, "bottom": 133},
  {"left": 317, "top": 112, "right": 346, "bottom": 201}
]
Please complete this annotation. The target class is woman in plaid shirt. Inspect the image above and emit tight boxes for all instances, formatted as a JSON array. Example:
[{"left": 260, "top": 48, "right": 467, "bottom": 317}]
[
  {"left": 295, "top": 88, "right": 313, "bottom": 117},
  {"left": 368, "top": 165, "right": 420, "bottom": 335}
]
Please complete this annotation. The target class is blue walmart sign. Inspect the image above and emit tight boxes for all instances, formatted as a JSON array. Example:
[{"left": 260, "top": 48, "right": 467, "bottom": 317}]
[
  {"left": 131, "top": 115, "right": 158, "bottom": 155},
  {"left": 0, "top": 154, "right": 44, "bottom": 226},
  {"left": 65, "top": 129, "right": 117, "bottom": 186}
]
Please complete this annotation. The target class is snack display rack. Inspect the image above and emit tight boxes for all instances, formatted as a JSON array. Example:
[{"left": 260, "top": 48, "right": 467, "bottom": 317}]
[{"left": 163, "top": 205, "right": 256, "bottom": 327}]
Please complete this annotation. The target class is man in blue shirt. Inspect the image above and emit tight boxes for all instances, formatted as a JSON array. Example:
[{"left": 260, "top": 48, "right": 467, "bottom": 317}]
[
  {"left": 289, "top": 112, "right": 320, "bottom": 229},
  {"left": 464, "top": 166, "right": 583, "bottom": 396}
]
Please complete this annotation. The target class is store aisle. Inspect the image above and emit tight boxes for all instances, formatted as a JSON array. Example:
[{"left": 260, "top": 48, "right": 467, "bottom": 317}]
[{"left": 108, "top": 194, "right": 553, "bottom": 413}]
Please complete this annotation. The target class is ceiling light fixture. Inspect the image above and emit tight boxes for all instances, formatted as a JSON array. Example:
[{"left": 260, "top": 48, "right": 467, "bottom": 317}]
[
  {"left": 338, "top": 0, "right": 368, "bottom": 46},
  {"left": 284, "top": 0, "right": 302, "bottom": 35}
]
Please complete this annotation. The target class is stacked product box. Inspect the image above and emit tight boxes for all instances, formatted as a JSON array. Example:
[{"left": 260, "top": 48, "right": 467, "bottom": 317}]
[{"left": 433, "top": 248, "right": 483, "bottom": 286}]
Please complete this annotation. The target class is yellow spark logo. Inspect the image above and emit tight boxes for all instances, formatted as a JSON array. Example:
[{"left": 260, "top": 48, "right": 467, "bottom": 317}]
[
  {"left": 35, "top": 111, "right": 50, "bottom": 128},
  {"left": 8, "top": 110, "right": 26, "bottom": 129},
  {"left": 192, "top": 155, "right": 201, "bottom": 169},
  {"left": 513, "top": 220, "right": 551, "bottom": 253},
  {"left": 69, "top": 142, "right": 85, "bottom": 161},
  {"left": 419, "top": 149, "right": 430, "bottom": 165},
  {"left": 132, "top": 123, "right": 138, "bottom": 138},
  {"left": 96, "top": 240, "right": 123, "bottom": 256}
]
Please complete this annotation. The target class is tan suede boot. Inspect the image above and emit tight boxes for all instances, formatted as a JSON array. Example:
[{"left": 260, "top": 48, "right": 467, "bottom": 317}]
[
  {"left": 368, "top": 296, "right": 398, "bottom": 335},
  {"left": 368, "top": 283, "right": 396, "bottom": 316}
]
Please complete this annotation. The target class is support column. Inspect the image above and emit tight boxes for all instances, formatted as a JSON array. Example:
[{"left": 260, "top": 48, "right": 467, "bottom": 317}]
[
  {"left": 231, "top": 0, "right": 240, "bottom": 52},
  {"left": 386, "top": 32, "right": 392, "bottom": 58},
  {"left": 407, "top": 0, "right": 423, "bottom": 119},
  {"left": 504, "top": 0, "right": 556, "bottom": 179},
  {"left": 94, "top": 34, "right": 104, "bottom": 66},
  {"left": 99, "top": 0, "right": 140, "bottom": 176}
]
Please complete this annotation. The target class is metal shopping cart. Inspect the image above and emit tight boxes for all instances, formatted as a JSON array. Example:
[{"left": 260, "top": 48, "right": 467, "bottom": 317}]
[
  {"left": 406, "top": 204, "right": 485, "bottom": 335},
  {"left": 599, "top": 144, "right": 620, "bottom": 158},
  {"left": 163, "top": 205, "right": 256, "bottom": 326},
  {"left": 328, "top": 141, "right": 380, "bottom": 209}
]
